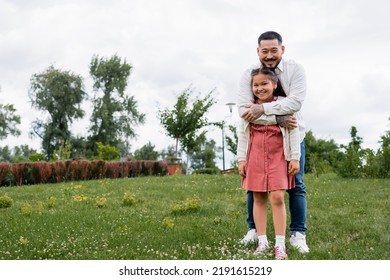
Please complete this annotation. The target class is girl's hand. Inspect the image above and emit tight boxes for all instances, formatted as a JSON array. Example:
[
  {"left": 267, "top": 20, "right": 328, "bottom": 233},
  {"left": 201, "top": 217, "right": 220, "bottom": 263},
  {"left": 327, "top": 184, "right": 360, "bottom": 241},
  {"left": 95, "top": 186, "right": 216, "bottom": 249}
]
[
  {"left": 238, "top": 161, "right": 247, "bottom": 177},
  {"left": 288, "top": 160, "right": 300, "bottom": 176}
]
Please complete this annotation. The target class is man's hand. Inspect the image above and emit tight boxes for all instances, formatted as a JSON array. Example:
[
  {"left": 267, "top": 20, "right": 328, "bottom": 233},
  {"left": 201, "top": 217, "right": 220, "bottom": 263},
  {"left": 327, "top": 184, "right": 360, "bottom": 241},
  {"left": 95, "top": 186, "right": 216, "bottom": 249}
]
[
  {"left": 241, "top": 104, "right": 264, "bottom": 122},
  {"left": 288, "top": 160, "right": 300, "bottom": 176},
  {"left": 276, "top": 115, "right": 298, "bottom": 129}
]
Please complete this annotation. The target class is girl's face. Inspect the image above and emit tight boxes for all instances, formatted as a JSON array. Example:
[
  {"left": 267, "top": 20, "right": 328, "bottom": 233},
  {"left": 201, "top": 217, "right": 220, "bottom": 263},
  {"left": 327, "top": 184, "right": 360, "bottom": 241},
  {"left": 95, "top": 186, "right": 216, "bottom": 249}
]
[{"left": 252, "top": 73, "right": 277, "bottom": 102}]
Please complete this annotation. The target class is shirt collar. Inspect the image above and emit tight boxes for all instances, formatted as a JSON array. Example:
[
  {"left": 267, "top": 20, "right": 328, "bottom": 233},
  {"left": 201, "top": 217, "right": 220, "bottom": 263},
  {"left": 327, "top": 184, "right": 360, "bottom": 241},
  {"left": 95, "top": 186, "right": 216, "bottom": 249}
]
[
  {"left": 274, "top": 59, "right": 284, "bottom": 75},
  {"left": 257, "top": 59, "right": 284, "bottom": 74}
]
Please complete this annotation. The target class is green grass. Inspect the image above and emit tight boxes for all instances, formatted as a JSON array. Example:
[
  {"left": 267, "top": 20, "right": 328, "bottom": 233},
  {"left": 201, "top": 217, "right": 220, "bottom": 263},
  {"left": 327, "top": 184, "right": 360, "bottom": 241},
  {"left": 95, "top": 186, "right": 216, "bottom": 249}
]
[{"left": 0, "top": 173, "right": 389, "bottom": 260}]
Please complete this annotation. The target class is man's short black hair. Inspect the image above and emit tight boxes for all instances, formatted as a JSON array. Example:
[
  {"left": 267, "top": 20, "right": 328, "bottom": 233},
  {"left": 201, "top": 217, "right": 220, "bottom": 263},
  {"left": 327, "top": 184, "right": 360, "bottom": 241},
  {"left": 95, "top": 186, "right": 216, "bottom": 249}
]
[{"left": 258, "top": 31, "right": 283, "bottom": 45}]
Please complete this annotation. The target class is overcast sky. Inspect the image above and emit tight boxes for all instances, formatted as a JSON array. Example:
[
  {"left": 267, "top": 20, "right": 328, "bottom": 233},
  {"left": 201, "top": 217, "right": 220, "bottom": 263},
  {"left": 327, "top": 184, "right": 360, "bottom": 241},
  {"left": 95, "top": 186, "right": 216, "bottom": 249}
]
[{"left": 1, "top": 0, "right": 389, "bottom": 168}]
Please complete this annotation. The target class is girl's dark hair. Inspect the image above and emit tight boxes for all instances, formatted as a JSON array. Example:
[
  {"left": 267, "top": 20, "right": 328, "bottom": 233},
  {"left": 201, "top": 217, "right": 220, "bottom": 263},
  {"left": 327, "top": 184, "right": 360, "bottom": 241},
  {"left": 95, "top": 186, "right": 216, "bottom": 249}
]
[
  {"left": 250, "top": 67, "right": 278, "bottom": 84},
  {"left": 250, "top": 68, "right": 278, "bottom": 101}
]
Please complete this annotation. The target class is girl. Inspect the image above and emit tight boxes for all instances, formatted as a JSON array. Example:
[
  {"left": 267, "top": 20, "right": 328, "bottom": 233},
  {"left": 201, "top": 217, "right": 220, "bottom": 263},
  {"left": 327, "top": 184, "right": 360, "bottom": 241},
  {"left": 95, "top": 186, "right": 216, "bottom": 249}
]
[{"left": 237, "top": 67, "right": 300, "bottom": 259}]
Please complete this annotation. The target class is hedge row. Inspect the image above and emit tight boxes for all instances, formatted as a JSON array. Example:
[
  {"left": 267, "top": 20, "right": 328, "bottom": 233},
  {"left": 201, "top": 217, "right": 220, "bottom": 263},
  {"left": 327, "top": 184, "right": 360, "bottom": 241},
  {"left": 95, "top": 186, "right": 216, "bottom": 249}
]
[{"left": 0, "top": 160, "right": 168, "bottom": 187}]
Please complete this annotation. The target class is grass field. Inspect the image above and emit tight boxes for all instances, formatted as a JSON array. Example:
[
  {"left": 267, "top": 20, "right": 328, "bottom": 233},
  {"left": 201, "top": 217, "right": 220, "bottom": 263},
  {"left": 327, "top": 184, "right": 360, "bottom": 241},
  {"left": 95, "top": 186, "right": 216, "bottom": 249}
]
[{"left": 0, "top": 173, "right": 389, "bottom": 260}]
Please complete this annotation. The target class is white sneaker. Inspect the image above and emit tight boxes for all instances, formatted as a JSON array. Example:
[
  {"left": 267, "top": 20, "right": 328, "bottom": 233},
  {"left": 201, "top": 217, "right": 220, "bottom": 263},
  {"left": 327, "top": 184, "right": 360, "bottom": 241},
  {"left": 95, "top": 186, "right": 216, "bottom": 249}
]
[
  {"left": 290, "top": 232, "right": 310, "bottom": 253},
  {"left": 240, "top": 229, "right": 258, "bottom": 245}
]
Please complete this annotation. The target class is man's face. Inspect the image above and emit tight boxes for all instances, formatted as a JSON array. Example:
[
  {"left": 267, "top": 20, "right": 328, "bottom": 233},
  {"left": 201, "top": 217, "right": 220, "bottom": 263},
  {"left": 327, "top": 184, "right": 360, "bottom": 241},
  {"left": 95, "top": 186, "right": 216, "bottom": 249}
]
[{"left": 257, "top": 39, "right": 285, "bottom": 70}]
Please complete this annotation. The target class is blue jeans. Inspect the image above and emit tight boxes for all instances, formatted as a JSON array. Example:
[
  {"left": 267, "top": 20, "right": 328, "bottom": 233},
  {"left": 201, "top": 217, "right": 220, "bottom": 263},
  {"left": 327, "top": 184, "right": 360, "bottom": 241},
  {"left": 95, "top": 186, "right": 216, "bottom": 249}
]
[{"left": 246, "top": 140, "right": 307, "bottom": 233}]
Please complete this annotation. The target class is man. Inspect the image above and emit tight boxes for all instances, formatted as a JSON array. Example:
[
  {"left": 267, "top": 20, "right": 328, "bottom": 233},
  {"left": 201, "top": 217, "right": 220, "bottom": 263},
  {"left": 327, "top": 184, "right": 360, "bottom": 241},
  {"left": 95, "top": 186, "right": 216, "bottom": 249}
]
[{"left": 237, "top": 31, "right": 309, "bottom": 253}]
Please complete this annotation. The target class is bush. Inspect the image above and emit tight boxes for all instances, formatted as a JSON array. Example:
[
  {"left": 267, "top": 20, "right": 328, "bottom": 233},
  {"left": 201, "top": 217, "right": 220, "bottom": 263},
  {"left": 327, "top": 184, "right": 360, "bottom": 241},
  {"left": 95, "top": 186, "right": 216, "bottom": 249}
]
[
  {"left": 52, "top": 161, "right": 67, "bottom": 183},
  {"left": 106, "top": 162, "right": 121, "bottom": 179},
  {"left": 122, "top": 192, "right": 137, "bottom": 206},
  {"left": 96, "top": 142, "right": 120, "bottom": 161},
  {"left": 0, "top": 194, "right": 13, "bottom": 208},
  {"left": 128, "top": 160, "right": 141, "bottom": 177},
  {"left": 12, "top": 163, "right": 31, "bottom": 186},
  {"left": 193, "top": 168, "right": 220, "bottom": 175},
  {"left": 171, "top": 196, "right": 201, "bottom": 215},
  {"left": 1, "top": 159, "right": 168, "bottom": 187},
  {"left": 0, "top": 163, "right": 12, "bottom": 186},
  {"left": 68, "top": 160, "right": 90, "bottom": 181},
  {"left": 30, "top": 162, "right": 53, "bottom": 184},
  {"left": 90, "top": 160, "right": 107, "bottom": 180},
  {"left": 120, "top": 161, "right": 130, "bottom": 178}
]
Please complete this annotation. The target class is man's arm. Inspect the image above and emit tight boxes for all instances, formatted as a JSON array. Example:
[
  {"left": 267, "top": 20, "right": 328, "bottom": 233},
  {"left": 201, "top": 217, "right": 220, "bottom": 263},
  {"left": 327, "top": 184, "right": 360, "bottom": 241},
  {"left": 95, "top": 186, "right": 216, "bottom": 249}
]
[
  {"left": 238, "top": 62, "right": 306, "bottom": 124},
  {"left": 263, "top": 63, "right": 306, "bottom": 115}
]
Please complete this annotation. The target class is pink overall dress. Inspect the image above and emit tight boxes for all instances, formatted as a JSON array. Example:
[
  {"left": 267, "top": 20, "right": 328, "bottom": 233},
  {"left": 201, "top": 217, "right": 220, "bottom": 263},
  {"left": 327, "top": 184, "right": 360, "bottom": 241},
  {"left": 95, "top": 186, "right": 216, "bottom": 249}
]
[{"left": 242, "top": 124, "right": 295, "bottom": 192}]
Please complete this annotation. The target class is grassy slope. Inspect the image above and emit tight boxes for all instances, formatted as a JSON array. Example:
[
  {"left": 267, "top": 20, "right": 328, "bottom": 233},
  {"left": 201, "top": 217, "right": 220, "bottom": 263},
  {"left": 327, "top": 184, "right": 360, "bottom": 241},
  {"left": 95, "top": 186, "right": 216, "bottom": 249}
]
[{"left": 0, "top": 173, "right": 389, "bottom": 260}]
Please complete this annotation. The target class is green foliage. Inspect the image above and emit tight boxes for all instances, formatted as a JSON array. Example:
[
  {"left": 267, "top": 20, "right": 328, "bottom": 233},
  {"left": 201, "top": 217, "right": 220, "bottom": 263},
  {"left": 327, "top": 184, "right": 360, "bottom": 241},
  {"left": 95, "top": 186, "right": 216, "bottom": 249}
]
[
  {"left": 133, "top": 141, "right": 159, "bottom": 160},
  {"left": 336, "top": 126, "right": 365, "bottom": 178},
  {"left": 0, "top": 104, "right": 21, "bottom": 140},
  {"left": 29, "top": 152, "right": 46, "bottom": 162},
  {"left": 96, "top": 142, "right": 120, "bottom": 161},
  {"left": 95, "top": 196, "right": 108, "bottom": 208},
  {"left": 161, "top": 217, "right": 175, "bottom": 229},
  {"left": 157, "top": 86, "right": 216, "bottom": 159},
  {"left": 47, "top": 196, "right": 57, "bottom": 208},
  {"left": 19, "top": 203, "right": 32, "bottom": 216},
  {"left": 376, "top": 120, "right": 390, "bottom": 178},
  {"left": 171, "top": 196, "right": 201, "bottom": 215},
  {"left": 192, "top": 168, "right": 220, "bottom": 175},
  {"left": 122, "top": 191, "right": 137, "bottom": 206},
  {"left": 160, "top": 145, "right": 180, "bottom": 163},
  {"left": 225, "top": 124, "right": 238, "bottom": 156},
  {"left": 89, "top": 54, "right": 145, "bottom": 150},
  {"left": 191, "top": 138, "right": 220, "bottom": 171},
  {"left": 52, "top": 139, "right": 72, "bottom": 161},
  {"left": 0, "top": 194, "right": 13, "bottom": 208},
  {"left": 29, "top": 65, "right": 86, "bottom": 160},
  {"left": 304, "top": 130, "right": 342, "bottom": 176}
]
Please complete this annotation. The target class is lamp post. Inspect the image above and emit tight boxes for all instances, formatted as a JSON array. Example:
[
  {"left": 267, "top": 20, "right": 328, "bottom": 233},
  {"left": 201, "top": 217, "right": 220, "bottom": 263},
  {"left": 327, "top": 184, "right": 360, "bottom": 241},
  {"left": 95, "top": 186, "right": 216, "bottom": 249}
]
[{"left": 221, "top": 102, "right": 236, "bottom": 171}]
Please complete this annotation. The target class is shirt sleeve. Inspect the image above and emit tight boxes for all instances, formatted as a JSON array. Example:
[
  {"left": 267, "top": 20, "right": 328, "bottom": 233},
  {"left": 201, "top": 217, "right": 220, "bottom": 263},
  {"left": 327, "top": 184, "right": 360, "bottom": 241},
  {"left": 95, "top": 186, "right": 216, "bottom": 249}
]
[
  {"left": 288, "top": 125, "right": 301, "bottom": 161},
  {"left": 236, "top": 119, "right": 248, "bottom": 162},
  {"left": 237, "top": 67, "right": 253, "bottom": 117}
]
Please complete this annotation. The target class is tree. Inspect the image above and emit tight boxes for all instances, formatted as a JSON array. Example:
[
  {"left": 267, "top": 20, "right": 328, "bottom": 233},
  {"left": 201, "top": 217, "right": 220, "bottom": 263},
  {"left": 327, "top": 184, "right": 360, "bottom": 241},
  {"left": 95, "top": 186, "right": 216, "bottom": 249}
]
[
  {"left": 29, "top": 65, "right": 86, "bottom": 160},
  {"left": 0, "top": 146, "right": 12, "bottom": 162},
  {"left": 376, "top": 117, "right": 390, "bottom": 178},
  {"left": 337, "top": 126, "right": 365, "bottom": 178},
  {"left": 52, "top": 139, "right": 72, "bottom": 161},
  {"left": 12, "top": 145, "right": 36, "bottom": 163},
  {"left": 88, "top": 54, "right": 145, "bottom": 152},
  {"left": 304, "top": 130, "right": 342, "bottom": 176},
  {"left": 157, "top": 86, "right": 216, "bottom": 162},
  {"left": 225, "top": 125, "right": 238, "bottom": 156},
  {"left": 133, "top": 141, "right": 159, "bottom": 160},
  {"left": 0, "top": 104, "right": 21, "bottom": 140},
  {"left": 0, "top": 145, "right": 37, "bottom": 163},
  {"left": 191, "top": 138, "right": 220, "bottom": 172}
]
